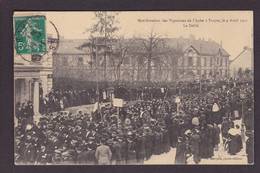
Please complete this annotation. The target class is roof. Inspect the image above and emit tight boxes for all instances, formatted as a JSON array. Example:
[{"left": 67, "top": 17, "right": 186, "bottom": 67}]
[
  {"left": 55, "top": 39, "right": 89, "bottom": 54},
  {"left": 55, "top": 37, "right": 229, "bottom": 57},
  {"left": 164, "top": 38, "right": 230, "bottom": 56}
]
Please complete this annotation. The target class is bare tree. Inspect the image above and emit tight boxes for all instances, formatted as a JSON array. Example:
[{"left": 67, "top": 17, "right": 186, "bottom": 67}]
[
  {"left": 170, "top": 44, "right": 183, "bottom": 81},
  {"left": 88, "top": 12, "right": 119, "bottom": 80},
  {"left": 110, "top": 37, "right": 128, "bottom": 81},
  {"left": 140, "top": 30, "right": 164, "bottom": 82}
]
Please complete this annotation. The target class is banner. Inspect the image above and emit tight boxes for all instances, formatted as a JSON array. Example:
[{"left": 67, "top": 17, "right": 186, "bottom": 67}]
[
  {"left": 161, "top": 88, "right": 165, "bottom": 93},
  {"left": 234, "top": 110, "right": 240, "bottom": 118},
  {"left": 103, "top": 91, "right": 107, "bottom": 100},
  {"left": 113, "top": 98, "right": 124, "bottom": 107},
  {"left": 93, "top": 102, "right": 99, "bottom": 112},
  {"left": 175, "top": 96, "right": 181, "bottom": 103}
]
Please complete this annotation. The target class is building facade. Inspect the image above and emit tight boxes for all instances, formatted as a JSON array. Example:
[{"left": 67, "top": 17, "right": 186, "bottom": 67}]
[{"left": 53, "top": 37, "right": 230, "bottom": 86}]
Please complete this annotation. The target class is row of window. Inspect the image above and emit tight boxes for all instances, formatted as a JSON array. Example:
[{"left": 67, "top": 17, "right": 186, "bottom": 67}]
[
  {"left": 61, "top": 56, "right": 85, "bottom": 66},
  {"left": 59, "top": 55, "right": 228, "bottom": 68},
  {"left": 180, "top": 56, "right": 228, "bottom": 67},
  {"left": 178, "top": 69, "right": 228, "bottom": 76}
]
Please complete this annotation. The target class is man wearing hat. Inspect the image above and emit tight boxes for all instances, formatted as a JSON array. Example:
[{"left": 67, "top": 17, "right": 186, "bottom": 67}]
[
  {"left": 175, "top": 136, "right": 187, "bottom": 164},
  {"left": 246, "top": 130, "right": 254, "bottom": 164},
  {"left": 189, "top": 128, "right": 201, "bottom": 164},
  {"left": 126, "top": 131, "right": 138, "bottom": 164},
  {"left": 110, "top": 138, "right": 122, "bottom": 165},
  {"left": 135, "top": 131, "right": 145, "bottom": 164},
  {"left": 35, "top": 145, "right": 48, "bottom": 165},
  {"left": 95, "top": 139, "right": 112, "bottom": 165},
  {"left": 227, "top": 125, "right": 243, "bottom": 155}
]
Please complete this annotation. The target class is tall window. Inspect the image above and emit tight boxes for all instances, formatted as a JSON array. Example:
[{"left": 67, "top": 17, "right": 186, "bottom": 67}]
[
  {"left": 188, "top": 56, "right": 193, "bottom": 66},
  {"left": 210, "top": 57, "right": 213, "bottom": 67},
  {"left": 197, "top": 57, "right": 200, "bottom": 67},
  {"left": 78, "top": 57, "right": 83, "bottom": 66},
  {"left": 220, "top": 57, "right": 223, "bottom": 66},
  {"left": 225, "top": 57, "right": 228, "bottom": 66},
  {"left": 63, "top": 57, "right": 68, "bottom": 66},
  {"left": 123, "top": 56, "right": 130, "bottom": 65},
  {"left": 178, "top": 57, "right": 183, "bottom": 66},
  {"left": 223, "top": 69, "right": 226, "bottom": 76}
]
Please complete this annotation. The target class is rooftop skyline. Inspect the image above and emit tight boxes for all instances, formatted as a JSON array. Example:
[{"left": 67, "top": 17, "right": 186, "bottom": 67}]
[{"left": 14, "top": 11, "right": 253, "bottom": 60}]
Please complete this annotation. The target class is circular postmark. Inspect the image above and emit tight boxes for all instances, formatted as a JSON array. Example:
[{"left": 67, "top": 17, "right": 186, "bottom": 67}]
[{"left": 14, "top": 15, "right": 60, "bottom": 63}]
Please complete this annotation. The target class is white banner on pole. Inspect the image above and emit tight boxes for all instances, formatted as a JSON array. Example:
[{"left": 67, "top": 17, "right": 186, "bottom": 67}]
[
  {"left": 113, "top": 98, "right": 124, "bottom": 107},
  {"left": 234, "top": 110, "right": 239, "bottom": 118},
  {"left": 175, "top": 96, "right": 181, "bottom": 103}
]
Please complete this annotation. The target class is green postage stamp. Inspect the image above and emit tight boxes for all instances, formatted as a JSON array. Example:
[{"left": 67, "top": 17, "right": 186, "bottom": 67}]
[{"left": 14, "top": 15, "right": 46, "bottom": 54}]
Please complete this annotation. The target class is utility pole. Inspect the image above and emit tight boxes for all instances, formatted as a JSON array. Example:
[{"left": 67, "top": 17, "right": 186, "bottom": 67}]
[
  {"left": 240, "top": 89, "right": 246, "bottom": 143},
  {"left": 199, "top": 57, "right": 202, "bottom": 94},
  {"left": 104, "top": 12, "right": 107, "bottom": 81},
  {"left": 199, "top": 44, "right": 202, "bottom": 94},
  {"left": 95, "top": 38, "right": 100, "bottom": 104}
]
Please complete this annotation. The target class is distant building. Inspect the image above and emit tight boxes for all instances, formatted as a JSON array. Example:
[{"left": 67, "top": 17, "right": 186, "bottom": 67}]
[
  {"left": 53, "top": 39, "right": 94, "bottom": 82},
  {"left": 230, "top": 48, "right": 253, "bottom": 78},
  {"left": 53, "top": 37, "right": 230, "bottom": 85}
]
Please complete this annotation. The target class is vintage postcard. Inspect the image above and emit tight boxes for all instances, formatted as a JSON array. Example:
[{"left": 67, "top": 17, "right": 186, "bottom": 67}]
[{"left": 13, "top": 11, "right": 253, "bottom": 165}]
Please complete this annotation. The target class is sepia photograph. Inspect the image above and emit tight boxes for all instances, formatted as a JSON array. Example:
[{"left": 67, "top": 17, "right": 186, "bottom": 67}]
[{"left": 13, "top": 11, "right": 254, "bottom": 165}]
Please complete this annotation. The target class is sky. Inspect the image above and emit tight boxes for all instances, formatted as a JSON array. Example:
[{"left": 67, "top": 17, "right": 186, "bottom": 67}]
[{"left": 14, "top": 11, "right": 253, "bottom": 60}]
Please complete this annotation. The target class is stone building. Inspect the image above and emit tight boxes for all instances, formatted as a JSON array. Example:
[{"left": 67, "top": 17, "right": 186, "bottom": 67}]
[
  {"left": 53, "top": 37, "right": 230, "bottom": 85},
  {"left": 53, "top": 39, "right": 94, "bottom": 81},
  {"left": 166, "top": 37, "right": 230, "bottom": 81}
]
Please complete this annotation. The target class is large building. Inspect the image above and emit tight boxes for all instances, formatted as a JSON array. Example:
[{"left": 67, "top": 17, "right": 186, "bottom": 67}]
[{"left": 53, "top": 37, "right": 230, "bottom": 86}]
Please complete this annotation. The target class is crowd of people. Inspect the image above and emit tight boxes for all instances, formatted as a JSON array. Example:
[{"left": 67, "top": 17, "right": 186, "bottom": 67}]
[
  {"left": 41, "top": 80, "right": 231, "bottom": 112},
  {"left": 14, "top": 79, "right": 254, "bottom": 165},
  {"left": 15, "top": 101, "right": 34, "bottom": 129}
]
